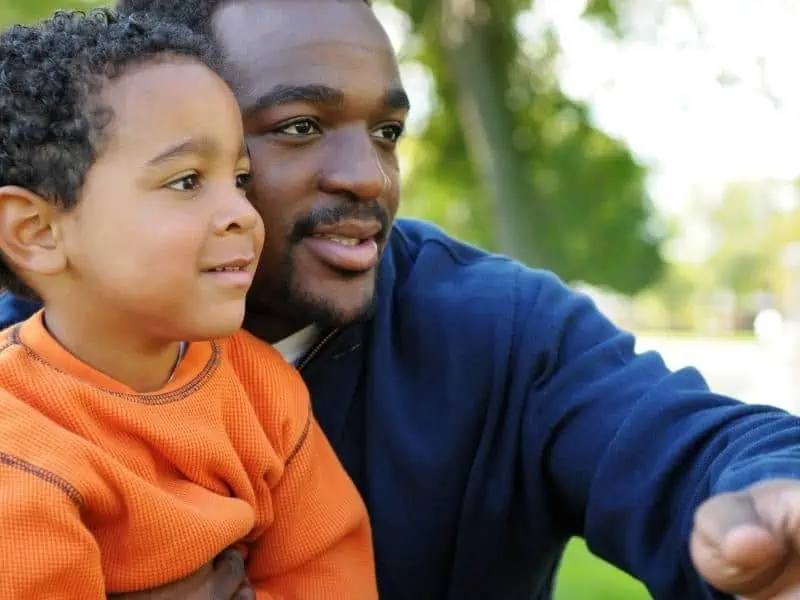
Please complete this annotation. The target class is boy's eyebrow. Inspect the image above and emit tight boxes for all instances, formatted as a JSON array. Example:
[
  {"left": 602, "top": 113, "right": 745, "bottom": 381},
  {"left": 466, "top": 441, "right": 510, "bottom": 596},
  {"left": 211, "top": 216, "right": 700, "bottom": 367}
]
[{"left": 147, "top": 136, "right": 223, "bottom": 166}]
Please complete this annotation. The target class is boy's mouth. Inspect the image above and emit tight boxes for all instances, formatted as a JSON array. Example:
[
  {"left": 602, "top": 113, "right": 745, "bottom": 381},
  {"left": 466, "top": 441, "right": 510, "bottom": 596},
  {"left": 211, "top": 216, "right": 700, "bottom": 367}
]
[{"left": 201, "top": 256, "right": 256, "bottom": 288}]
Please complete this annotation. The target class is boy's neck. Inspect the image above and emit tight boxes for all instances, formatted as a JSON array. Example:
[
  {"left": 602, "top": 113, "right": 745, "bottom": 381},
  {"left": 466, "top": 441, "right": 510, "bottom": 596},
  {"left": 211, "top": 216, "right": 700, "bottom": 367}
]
[{"left": 42, "top": 305, "right": 184, "bottom": 393}]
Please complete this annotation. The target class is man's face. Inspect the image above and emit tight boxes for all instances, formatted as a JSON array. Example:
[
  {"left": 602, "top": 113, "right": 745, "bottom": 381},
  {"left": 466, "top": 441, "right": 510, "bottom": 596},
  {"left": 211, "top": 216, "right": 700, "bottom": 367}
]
[{"left": 213, "top": 0, "right": 408, "bottom": 337}]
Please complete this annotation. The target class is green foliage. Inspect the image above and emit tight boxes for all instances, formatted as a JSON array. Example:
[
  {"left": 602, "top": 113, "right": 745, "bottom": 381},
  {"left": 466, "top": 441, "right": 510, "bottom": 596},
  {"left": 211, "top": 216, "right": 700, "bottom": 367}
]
[
  {"left": 581, "top": 0, "right": 623, "bottom": 37},
  {"left": 0, "top": 0, "right": 108, "bottom": 25},
  {"left": 398, "top": 0, "right": 664, "bottom": 294},
  {"left": 633, "top": 181, "right": 800, "bottom": 330}
]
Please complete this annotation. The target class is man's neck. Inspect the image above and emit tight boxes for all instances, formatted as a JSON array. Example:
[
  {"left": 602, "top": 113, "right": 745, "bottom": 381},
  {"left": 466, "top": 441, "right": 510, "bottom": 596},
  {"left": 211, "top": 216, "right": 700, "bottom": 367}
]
[
  {"left": 243, "top": 308, "right": 312, "bottom": 344},
  {"left": 42, "top": 304, "right": 183, "bottom": 393},
  {"left": 273, "top": 324, "right": 320, "bottom": 365}
]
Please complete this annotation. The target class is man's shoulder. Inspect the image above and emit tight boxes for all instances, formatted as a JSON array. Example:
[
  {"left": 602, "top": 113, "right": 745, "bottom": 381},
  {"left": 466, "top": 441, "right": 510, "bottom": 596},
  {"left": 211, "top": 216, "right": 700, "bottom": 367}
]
[
  {"left": 375, "top": 219, "right": 582, "bottom": 352},
  {"left": 388, "top": 218, "right": 512, "bottom": 272},
  {"left": 384, "top": 218, "right": 567, "bottom": 311},
  {"left": 0, "top": 291, "right": 40, "bottom": 330}
]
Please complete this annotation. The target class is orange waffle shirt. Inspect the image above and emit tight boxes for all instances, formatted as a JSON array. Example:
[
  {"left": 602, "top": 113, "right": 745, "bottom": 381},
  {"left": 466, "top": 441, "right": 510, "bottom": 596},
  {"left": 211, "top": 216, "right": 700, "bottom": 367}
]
[{"left": 0, "top": 312, "right": 377, "bottom": 599}]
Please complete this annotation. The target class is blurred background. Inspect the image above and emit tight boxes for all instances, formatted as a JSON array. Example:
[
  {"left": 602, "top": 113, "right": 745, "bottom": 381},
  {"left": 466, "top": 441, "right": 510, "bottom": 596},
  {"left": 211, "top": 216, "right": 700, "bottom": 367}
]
[{"left": 7, "top": 0, "right": 800, "bottom": 597}]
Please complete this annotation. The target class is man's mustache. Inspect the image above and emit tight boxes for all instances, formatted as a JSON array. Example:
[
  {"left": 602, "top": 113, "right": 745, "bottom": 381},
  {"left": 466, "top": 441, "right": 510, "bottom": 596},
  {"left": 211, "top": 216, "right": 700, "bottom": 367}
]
[{"left": 289, "top": 204, "right": 390, "bottom": 243}]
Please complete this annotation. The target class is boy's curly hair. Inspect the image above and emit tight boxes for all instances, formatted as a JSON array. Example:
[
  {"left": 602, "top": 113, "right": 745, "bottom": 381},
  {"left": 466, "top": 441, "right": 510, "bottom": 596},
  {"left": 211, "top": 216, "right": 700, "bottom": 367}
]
[
  {"left": 117, "top": 0, "right": 221, "bottom": 36},
  {"left": 0, "top": 8, "right": 220, "bottom": 297}
]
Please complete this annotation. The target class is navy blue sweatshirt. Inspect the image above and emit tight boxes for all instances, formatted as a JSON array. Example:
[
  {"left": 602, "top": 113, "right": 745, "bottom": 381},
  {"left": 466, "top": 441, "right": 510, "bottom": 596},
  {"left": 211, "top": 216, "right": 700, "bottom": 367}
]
[{"left": 3, "top": 218, "right": 800, "bottom": 599}]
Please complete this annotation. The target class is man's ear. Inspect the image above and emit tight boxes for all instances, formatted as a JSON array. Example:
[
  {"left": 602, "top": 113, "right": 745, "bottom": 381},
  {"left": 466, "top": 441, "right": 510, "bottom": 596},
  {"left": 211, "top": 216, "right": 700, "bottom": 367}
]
[{"left": 0, "top": 186, "right": 66, "bottom": 276}]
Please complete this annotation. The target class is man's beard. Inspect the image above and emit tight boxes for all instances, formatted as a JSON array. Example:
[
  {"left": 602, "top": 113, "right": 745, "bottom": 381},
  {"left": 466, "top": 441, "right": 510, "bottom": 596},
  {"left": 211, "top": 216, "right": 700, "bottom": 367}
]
[
  {"left": 248, "top": 202, "right": 389, "bottom": 332},
  {"left": 269, "top": 249, "right": 378, "bottom": 330}
]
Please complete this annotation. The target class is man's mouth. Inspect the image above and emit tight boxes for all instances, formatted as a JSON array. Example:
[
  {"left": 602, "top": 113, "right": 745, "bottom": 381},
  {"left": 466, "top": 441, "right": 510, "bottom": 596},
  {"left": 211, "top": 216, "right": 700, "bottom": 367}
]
[
  {"left": 311, "top": 234, "right": 362, "bottom": 247},
  {"left": 301, "top": 221, "right": 383, "bottom": 273}
]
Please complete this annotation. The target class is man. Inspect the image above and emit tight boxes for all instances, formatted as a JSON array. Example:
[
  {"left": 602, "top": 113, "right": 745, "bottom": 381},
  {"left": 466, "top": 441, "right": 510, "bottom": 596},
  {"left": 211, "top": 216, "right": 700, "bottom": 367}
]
[{"left": 5, "top": 0, "right": 800, "bottom": 598}]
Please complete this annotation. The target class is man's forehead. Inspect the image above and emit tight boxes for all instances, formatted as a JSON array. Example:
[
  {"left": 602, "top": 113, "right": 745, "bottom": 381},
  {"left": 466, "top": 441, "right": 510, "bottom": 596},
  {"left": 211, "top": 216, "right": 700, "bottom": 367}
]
[
  {"left": 213, "top": 0, "right": 403, "bottom": 111},
  {"left": 213, "top": 0, "right": 390, "bottom": 57}
]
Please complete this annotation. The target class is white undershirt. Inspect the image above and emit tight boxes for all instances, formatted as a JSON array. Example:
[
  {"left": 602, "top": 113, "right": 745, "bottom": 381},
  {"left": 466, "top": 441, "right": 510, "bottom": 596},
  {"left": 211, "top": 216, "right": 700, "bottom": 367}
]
[
  {"left": 272, "top": 324, "right": 320, "bottom": 365},
  {"left": 169, "top": 324, "right": 317, "bottom": 382}
]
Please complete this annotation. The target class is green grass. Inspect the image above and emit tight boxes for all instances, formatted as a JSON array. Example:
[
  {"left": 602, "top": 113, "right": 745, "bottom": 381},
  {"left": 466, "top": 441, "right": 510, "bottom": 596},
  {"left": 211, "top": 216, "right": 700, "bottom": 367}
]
[{"left": 554, "top": 539, "right": 651, "bottom": 600}]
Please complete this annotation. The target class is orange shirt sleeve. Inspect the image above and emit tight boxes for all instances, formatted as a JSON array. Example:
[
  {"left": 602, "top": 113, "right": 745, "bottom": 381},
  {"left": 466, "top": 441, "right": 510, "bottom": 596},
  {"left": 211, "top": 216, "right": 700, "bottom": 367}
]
[
  {"left": 246, "top": 413, "right": 378, "bottom": 599},
  {"left": 228, "top": 332, "right": 377, "bottom": 599},
  {"left": 0, "top": 454, "right": 105, "bottom": 598}
]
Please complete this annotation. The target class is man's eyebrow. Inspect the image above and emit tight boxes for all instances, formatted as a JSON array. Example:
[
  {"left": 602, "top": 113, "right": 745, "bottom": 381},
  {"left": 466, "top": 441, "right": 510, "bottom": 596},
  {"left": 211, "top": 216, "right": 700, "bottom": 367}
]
[
  {"left": 384, "top": 87, "right": 410, "bottom": 111},
  {"left": 247, "top": 84, "right": 344, "bottom": 113},
  {"left": 146, "top": 137, "right": 219, "bottom": 166},
  {"left": 245, "top": 83, "right": 411, "bottom": 113}
]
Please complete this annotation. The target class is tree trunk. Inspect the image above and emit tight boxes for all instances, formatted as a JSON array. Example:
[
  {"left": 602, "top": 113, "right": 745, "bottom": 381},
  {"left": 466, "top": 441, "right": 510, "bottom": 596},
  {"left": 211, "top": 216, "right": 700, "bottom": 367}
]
[{"left": 437, "top": 0, "right": 544, "bottom": 266}]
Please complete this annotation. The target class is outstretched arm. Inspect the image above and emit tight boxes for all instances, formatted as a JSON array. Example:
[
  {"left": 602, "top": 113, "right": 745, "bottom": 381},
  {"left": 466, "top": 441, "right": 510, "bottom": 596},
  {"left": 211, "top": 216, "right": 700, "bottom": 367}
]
[{"left": 515, "top": 269, "right": 800, "bottom": 597}]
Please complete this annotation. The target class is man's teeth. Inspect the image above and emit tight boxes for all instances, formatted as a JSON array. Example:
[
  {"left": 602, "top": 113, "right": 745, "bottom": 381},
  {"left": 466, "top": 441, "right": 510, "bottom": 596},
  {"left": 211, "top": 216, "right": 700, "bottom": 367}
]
[
  {"left": 313, "top": 234, "right": 360, "bottom": 246},
  {"left": 212, "top": 266, "right": 243, "bottom": 272}
]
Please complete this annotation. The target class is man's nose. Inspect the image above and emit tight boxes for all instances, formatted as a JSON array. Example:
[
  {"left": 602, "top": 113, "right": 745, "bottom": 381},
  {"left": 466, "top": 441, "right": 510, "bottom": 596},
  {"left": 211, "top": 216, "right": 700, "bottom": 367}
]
[{"left": 318, "top": 126, "right": 387, "bottom": 202}]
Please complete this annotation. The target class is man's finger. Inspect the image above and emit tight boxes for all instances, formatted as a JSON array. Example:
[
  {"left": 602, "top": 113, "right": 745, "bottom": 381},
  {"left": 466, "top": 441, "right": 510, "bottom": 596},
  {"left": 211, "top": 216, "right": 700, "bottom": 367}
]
[
  {"left": 232, "top": 584, "right": 256, "bottom": 600},
  {"left": 691, "top": 485, "right": 792, "bottom": 597},
  {"left": 210, "top": 548, "right": 248, "bottom": 598}
]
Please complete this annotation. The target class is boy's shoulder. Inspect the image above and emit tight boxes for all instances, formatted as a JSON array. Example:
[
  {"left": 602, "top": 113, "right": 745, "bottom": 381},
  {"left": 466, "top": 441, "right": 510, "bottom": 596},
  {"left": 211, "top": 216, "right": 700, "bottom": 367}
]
[
  {"left": 0, "top": 381, "right": 98, "bottom": 505},
  {"left": 221, "top": 330, "right": 311, "bottom": 459},
  {"left": 223, "top": 328, "right": 299, "bottom": 379}
]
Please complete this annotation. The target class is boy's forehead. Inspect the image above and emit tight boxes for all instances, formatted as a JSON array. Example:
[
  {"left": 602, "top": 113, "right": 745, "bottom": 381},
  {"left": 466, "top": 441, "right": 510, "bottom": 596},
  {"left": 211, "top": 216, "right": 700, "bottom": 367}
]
[{"left": 99, "top": 61, "right": 241, "bottom": 158}]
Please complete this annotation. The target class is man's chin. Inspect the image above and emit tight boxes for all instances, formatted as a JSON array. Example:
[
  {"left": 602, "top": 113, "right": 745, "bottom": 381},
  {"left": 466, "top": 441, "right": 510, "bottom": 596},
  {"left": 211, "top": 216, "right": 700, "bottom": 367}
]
[{"left": 288, "top": 273, "right": 377, "bottom": 329}]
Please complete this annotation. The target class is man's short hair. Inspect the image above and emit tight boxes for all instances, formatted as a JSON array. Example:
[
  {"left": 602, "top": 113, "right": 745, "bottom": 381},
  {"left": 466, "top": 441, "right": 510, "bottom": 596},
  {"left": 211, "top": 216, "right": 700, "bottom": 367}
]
[{"left": 116, "top": 0, "right": 372, "bottom": 37}]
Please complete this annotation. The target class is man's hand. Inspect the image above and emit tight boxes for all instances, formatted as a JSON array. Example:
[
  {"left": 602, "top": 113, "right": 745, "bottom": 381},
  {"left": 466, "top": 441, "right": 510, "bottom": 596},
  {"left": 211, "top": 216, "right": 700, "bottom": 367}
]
[
  {"left": 691, "top": 480, "right": 800, "bottom": 599},
  {"left": 108, "top": 548, "right": 254, "bottom": 600}
]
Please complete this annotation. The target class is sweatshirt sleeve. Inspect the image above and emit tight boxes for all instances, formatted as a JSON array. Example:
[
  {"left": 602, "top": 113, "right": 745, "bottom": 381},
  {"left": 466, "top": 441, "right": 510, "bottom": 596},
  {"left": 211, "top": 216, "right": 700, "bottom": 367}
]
[
  {"left": 0, "top": 453, "right": 105, "bottom": 598},
  {"left": 516, "top": 269, "right": 800, "bottom": 598},
  {"left": 231, "top": 336, "right": 377, "bottom": 599}
]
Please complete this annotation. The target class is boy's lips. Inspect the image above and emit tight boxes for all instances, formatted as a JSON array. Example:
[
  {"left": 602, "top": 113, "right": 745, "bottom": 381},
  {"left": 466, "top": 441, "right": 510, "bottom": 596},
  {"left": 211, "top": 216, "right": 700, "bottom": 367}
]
[{"left": 201, "top": 255, "right": 257, "bottom": 288}]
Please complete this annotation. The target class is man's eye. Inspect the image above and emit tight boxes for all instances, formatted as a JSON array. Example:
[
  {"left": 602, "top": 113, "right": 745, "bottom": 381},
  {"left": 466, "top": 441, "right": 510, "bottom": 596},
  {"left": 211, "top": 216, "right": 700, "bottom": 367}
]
[
  {"left": 166, "top": 174, "right": 200, "bottom": 191},
  {"left": 276, "top": 119, "right": 320, "bottom": 136},
  {"left": 373, "top": 123, "right": 404, "bottom": 143}
]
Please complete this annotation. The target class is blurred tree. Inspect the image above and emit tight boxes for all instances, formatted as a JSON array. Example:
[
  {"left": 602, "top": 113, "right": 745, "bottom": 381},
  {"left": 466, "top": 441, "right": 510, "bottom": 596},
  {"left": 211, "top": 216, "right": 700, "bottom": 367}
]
[
  {"left": 635, "top": 181, "right": 798, "bottom": 330},
  {"left": 705, "top": 184, "right": 777, "bottom": 309},
  {"left": 392, "top": 0, "right": 665, "bottom": 294}
]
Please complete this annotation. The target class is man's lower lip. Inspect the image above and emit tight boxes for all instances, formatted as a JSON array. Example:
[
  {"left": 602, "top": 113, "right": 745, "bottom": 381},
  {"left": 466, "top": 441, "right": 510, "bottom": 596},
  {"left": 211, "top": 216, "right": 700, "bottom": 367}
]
[
  {"left": 301, "top": 236, "right": 379, "bottom": 272},
  {"left": 202, "top": 270, "right": 254, "bottom": 287}
]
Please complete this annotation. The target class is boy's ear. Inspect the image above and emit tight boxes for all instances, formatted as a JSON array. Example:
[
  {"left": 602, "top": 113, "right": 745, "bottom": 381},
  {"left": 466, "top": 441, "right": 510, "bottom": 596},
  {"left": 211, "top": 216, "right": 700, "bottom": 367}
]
[{"left": 0, "top": 186, "right": 66, "bottom": 276}]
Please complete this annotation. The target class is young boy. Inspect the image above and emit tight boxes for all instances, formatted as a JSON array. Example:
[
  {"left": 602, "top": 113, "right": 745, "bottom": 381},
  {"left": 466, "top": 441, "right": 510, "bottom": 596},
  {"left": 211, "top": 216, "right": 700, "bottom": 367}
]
[{"left": 0, "top": 9, "right": 377, "bottom": 599}]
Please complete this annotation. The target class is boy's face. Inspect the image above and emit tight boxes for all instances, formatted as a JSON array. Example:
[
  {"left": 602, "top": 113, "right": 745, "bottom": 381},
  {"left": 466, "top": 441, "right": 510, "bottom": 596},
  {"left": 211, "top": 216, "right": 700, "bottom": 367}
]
[{"left": 57, "top": 59, "right": 264, "bottom": 341}]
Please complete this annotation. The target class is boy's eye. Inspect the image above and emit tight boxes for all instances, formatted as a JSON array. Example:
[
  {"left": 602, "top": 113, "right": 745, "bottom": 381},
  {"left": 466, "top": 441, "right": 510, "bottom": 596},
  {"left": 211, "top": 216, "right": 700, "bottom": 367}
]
[
  {"left": 166, "top": 174, "right": 200, "bottom": 191},
  {"left": 235, "top": 172, "right": 251, "bottom": 188}
]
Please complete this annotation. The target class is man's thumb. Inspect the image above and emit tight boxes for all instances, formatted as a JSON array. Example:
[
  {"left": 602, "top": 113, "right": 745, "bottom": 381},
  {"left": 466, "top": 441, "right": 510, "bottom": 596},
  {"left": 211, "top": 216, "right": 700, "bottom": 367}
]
[{"left": 690, "top": 490, "right": 788, "bottom": 596}]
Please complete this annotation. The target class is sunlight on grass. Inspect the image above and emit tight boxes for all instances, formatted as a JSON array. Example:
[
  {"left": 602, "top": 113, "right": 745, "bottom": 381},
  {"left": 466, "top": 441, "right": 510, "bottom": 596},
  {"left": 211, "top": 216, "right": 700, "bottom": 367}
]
[{"left": 554, "top": 539, "right": 651, "bottom": 600}]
